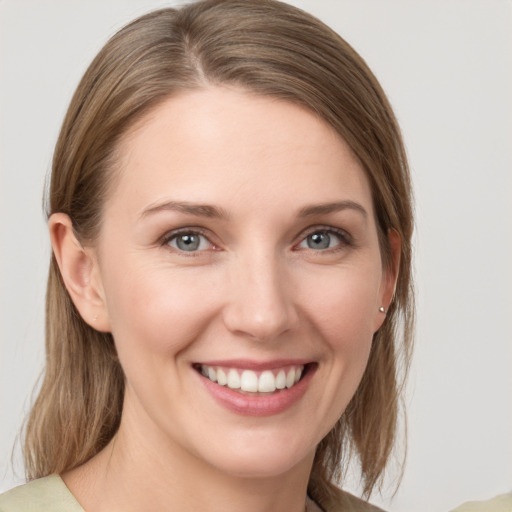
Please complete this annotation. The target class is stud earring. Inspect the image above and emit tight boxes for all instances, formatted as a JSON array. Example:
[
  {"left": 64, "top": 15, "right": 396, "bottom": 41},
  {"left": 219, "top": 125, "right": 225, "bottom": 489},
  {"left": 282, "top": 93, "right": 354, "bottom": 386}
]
[{"left": 379, "top": 306, "right": 386, "bottom": 313}]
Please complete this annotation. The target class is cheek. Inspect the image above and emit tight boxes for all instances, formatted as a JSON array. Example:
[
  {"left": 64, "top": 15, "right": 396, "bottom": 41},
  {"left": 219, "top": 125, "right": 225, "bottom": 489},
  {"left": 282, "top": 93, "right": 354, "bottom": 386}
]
[
  {"left": 102, "top": 262, "right": 220, "bottom": 359},
  {"left": 300, "top": 265, "right": 381, "bottom": 346},
  {"left": 298, "top": 264, "right": 381, "bottom": 394},
  {"left": 291, "top": 268, "right": 380, "bottom": 433}
]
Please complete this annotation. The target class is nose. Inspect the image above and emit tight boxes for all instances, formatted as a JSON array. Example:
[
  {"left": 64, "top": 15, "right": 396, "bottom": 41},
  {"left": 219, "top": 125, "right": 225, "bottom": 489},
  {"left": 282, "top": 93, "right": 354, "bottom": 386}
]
[{"left": 222, "top": 251, "right": 298, "bottom": 342}]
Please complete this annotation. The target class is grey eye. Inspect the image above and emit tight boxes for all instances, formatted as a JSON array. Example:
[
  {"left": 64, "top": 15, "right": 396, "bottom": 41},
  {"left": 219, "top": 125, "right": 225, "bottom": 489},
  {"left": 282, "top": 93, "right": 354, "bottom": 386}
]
[
  {"left": 169, "top": 233, "right": 209, "bottom": 252},
  {"left": 306, "top": 231, "right": 332, "bottom": 250},
  {"left": 177, "top": 234, "right": 199, "bottom": 251},
  {"left": 298, "top": 230, "right": 345, "bottom": 251}
]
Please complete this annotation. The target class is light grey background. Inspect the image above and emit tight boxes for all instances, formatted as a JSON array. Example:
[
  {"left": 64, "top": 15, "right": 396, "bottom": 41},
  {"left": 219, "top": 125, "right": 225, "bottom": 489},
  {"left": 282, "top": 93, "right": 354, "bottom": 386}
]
[{"left": 1, "top": 1, "right": 511, "bottom": 511}]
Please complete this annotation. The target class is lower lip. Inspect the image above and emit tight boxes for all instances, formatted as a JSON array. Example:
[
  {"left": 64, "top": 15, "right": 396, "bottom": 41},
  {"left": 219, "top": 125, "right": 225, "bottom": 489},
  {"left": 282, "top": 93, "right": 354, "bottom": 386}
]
[{"left": 197, "top": 366, "right": 316, "bottom": 417}]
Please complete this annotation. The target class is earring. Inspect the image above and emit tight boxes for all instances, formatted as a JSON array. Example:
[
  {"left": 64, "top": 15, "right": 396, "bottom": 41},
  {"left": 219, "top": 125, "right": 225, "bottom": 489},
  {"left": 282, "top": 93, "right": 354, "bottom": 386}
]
[{"left": 379, "top": 306, "right": 386, "bottom": 313}]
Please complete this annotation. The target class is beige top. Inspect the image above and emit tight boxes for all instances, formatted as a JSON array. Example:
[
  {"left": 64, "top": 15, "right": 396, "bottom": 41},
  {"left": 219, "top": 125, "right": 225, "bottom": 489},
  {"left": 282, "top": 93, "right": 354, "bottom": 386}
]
[
  {"left": 449, "top": 493, "right": 512, "bottom": 512},
  {"left": 0, "top": 475, "right": 84, "bottom": 512},
  {"left": 0, "top": 475, "right": 384, "bottom": 511},
  {"left": 6, "top": 477, "right": 508, "bottom": 512}
]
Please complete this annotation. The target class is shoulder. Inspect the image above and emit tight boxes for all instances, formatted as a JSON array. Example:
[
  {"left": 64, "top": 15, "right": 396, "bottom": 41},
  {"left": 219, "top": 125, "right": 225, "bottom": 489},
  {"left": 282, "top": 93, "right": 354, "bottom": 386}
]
[
  {"left": 0, "top": 475, "right": 84, "bottom": 512},
  {"left": 315, "top": 487, "right": 386, "bottom": 512},
  {"left": 449, "top": 493, "right": 512, "bottom": 512},
  {"left": 334, "top": 490, "right": 385, "bottom": 512}
]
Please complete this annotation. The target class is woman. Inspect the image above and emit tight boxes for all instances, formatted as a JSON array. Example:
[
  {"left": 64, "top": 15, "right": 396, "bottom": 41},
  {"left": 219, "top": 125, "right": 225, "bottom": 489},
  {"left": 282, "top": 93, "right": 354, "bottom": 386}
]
[{"left": 0, "top": 1, "right": 414, "bottom": 510}]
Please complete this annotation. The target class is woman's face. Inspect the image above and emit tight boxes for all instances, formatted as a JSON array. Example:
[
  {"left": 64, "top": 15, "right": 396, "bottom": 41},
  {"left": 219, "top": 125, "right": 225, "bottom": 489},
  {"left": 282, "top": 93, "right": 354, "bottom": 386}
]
[{"left": 91, "top": 87, "right": 394, "bottom": 478}]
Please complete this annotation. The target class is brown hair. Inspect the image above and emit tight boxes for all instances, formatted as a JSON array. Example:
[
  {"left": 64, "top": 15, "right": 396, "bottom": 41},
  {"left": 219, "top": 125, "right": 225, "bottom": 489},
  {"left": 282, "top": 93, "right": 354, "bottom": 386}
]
[{"left": 25, "top": 0, "right": 414, "bottom": 504}]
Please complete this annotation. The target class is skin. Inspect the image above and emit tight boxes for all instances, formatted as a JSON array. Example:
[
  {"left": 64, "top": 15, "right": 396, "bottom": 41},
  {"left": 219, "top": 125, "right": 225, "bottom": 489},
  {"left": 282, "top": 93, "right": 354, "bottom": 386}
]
[{"left": 50, "top": 87, "right": 398, "bottom": 512}]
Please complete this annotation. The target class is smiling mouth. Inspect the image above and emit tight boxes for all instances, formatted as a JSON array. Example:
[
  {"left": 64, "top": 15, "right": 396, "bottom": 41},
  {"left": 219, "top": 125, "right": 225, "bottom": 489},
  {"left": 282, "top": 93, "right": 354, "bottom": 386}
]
[{"left": 194, "top": 363, "right": 313, "bottom": 394}]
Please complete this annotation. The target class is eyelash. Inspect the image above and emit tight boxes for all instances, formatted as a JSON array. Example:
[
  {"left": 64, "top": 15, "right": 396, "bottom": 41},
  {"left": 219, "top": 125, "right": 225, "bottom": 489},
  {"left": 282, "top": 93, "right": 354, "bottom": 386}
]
[
  {"left": 159, "top": 225, "right": 353, "bottom": 254},
  {"left": 295, "top": 226, "right": 353, "bottom": 252},
  {"left": 160, "top": 228, "right": 216, "bottom": 255}
]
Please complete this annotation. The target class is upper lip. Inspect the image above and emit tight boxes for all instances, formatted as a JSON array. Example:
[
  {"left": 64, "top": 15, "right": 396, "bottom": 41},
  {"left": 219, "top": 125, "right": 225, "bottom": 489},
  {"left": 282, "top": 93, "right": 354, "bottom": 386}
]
[{"left": 194, "top": 359, "right": 314, "bottom": 371}]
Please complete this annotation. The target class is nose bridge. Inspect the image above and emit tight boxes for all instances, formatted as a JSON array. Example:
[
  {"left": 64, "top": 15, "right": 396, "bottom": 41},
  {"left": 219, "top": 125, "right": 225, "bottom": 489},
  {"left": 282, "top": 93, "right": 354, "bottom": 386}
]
[{"left": 223, "top": 245, "right": 296, "bottom": 341}]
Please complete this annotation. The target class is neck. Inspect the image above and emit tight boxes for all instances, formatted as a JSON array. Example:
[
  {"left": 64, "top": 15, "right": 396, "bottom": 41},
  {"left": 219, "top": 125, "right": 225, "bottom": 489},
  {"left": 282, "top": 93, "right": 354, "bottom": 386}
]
[{"left": 63, "top": 396, "right": 314, "bottom": 512}]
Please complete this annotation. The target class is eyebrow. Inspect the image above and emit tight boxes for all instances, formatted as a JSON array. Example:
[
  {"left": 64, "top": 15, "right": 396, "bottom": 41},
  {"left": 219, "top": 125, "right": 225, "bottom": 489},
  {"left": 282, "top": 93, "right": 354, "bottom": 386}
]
[
  {"left": 140, "top": 199, "right": 367, "bottom": 221},
  {"left": 140, "top": 200, "right": 229, "bottom": 220},
  {"left": 298, "top": 200, "right": 368, "bottom": 219}
]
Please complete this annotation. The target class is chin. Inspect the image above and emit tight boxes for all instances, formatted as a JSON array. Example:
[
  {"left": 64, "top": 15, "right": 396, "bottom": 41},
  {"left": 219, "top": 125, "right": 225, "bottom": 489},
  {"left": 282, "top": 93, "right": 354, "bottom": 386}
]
[{"left": 197, "top": 434, "right": 316, "bottom": 480}]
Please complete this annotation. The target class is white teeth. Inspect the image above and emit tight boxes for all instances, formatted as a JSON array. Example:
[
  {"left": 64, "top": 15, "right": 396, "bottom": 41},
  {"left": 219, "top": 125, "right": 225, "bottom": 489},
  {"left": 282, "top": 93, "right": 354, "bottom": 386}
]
[
  {"left": 201, "top": 364, "right": 305, "bottom": 393},
  {"left": 258, "top": 370, "right": 276, "bottom": 393},
  {"left": 217, "top": 368, "right": 227, "bottom": 386},
  {"left": 275, "top": 370, "right": 286, "bottom": 389},
  {"left": 240, "top": 370, "right": 259, "bottom": 392},
  {"left": 227, "top": 369, "right": 241, "bottom": 389},
  {"left": 285, "top": 369, "right": 295, "bottom": 388}
]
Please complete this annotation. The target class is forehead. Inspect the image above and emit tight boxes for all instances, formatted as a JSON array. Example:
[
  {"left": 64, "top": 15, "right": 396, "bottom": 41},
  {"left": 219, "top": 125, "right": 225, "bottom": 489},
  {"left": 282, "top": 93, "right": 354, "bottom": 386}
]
[{"left": 109, "top": 87, "right": 373, "bottom": 218}]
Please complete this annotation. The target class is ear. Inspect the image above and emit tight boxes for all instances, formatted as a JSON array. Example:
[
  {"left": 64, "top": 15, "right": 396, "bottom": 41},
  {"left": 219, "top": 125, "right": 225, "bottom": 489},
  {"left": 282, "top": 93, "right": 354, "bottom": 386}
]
[
  {"left": 374, "top": 229, "right": 401, "bottom": 332},
  {"left": 49, "top": 213, "right": 111, "bottom": 332}
]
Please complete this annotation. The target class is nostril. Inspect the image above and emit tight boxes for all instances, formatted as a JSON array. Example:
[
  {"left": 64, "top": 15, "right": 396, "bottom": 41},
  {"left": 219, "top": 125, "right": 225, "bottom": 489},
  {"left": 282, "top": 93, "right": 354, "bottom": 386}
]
[{"left": 222, "top": 305, "right": 297, "bottom": 342}]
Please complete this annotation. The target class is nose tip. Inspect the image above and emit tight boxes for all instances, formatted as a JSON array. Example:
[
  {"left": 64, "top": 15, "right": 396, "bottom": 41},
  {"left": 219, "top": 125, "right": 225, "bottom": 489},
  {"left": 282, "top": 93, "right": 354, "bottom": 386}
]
[
  {"left": 232, "top": 303, "right": 292, "bottom": 342},
  {"left": 222, "top": 262, "right": 298, "bottom": 342}
]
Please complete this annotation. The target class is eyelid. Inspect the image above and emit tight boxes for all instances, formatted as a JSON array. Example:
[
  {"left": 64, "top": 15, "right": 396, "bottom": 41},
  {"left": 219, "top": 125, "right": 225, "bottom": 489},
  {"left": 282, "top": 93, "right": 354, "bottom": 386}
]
[
  {"left": 159, "top": 227, "right": 219, "bottom": 252},
  {"left": 294, "top": 225, "right": 354, "bottom": 250},
  {"left": 158, "top": 224, "right": 353, "bottom": 253}
]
